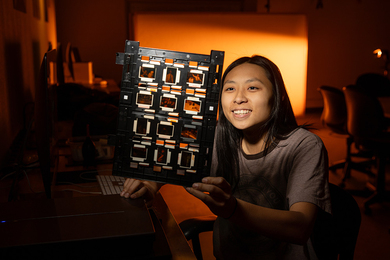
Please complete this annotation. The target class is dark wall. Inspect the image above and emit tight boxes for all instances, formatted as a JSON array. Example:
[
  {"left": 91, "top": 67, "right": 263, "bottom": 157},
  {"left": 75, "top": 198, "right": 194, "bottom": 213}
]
[{"left": 55, "top": 0, "right": 128, "bottom": 84}]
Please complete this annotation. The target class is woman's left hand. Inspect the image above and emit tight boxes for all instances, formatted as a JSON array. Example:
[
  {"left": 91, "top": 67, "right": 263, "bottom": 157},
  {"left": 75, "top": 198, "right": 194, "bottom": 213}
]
[{"left": 186, "top": 177, "right": 237, "bottom": 219}]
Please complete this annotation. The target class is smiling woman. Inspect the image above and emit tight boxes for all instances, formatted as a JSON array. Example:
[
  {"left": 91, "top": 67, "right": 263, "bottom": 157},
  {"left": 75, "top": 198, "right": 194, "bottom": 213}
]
[
  {"left": 221, "top": 63, "right": 273, "bottom": 143},
  {"left": 183, "top": 55, "right": 332, "bottom": 259}
]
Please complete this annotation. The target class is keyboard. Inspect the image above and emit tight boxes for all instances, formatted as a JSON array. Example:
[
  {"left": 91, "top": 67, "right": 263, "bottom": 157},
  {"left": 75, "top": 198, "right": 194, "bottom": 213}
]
[{"left": 97, "top": 175, "right": 125, "bottom": 195}]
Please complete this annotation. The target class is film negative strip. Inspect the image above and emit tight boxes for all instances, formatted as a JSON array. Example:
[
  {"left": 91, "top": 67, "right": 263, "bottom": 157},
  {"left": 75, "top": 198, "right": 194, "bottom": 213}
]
[{"left": 111, "top": 40, "right": 224, "bottom": 186}]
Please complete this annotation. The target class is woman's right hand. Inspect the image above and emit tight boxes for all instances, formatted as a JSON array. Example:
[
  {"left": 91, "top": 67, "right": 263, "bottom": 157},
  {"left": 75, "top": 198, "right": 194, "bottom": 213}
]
[
  {"left": 186, "top": 177, "right": 237, "bottom": 219},
  {"left": 120, "top": 179, "right": 161, "bottom": 207}
]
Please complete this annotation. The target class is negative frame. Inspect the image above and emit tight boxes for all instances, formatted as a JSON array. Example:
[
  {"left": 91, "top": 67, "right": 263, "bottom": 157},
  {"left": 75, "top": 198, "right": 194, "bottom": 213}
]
[
  {"left": 180, "top": 125, "right": 198, "bottom": 140},
  {"left": 160, "top": 94, "right": 177, "bottom": 111},
  {"left": 154, "top": 146, "right": 171, "bottom": 165},
  {"left": 131, "top": 144, "right": 148, "bottom": 161},
  {"left": 186, "top": 70, "right": 204, "bottom": 86},
  {"left": 179, "top": 150, "right": 194, "bottom": 168},
  {"left": 157, "top": 122, "right": 174, "bottom": 138},
  {"left": 139, "top": 64, "right": 156, "bottom": 81},
  {"left": 136, "top": 91, "right": 154, "bottom": 107},
  {"left": 183, "top": 98, "right": 201, "bottom": 114},
  {"left": 134, "top": 117, "right": 150, "bottom": 135},
  {"left": 163, "top": 67, "right": 179, "bottom": 85}
]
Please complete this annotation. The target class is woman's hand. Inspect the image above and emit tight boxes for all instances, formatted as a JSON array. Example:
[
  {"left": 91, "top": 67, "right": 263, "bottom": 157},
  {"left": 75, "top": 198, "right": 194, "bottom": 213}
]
[
  {"left": 186, "top": 177, "right": 237, "bottom": 219},
  {"left": 120, "top": 179, "right": 160, "bottom": 207}
]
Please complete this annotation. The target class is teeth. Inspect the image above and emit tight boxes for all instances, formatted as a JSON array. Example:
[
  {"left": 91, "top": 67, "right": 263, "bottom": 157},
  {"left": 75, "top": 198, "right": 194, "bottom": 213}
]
[{"left": 233, "top": 110, "right": 251, "bottom": 115}]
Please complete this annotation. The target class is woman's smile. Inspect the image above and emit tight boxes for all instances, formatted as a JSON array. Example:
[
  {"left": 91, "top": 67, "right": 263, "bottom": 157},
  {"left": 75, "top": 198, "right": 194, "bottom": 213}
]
[{"left": 232, "top": 109, "right": 252, "bottom": 116}]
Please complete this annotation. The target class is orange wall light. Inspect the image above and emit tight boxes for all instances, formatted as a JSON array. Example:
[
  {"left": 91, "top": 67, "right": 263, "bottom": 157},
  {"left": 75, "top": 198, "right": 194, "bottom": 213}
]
[{"left": 133, "top": 13, "right": 308, "bottom": 116}]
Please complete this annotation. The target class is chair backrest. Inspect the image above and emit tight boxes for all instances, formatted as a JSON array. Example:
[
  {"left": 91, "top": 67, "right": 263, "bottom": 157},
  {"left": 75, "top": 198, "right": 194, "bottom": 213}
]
[
  {"left": 56, "top": 42, "right": 65, "bottom": 85},
  {"left": 343, "top": 85, "right": 386, "bottom": 140},
  {"left": 318, "top": 86, "right": 348, "bottom": 135},
  {"left": 312, "top": 183, "right": 361, "bottom": 260},
  {"left": 356, "top": 73, "right": 390, "bottom": 97}
]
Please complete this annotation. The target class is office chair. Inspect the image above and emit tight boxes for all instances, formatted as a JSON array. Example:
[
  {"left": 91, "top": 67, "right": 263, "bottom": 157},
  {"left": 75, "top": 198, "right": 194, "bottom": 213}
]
[
  {"left": 318, "top": 86, "right": 374, "bottom": 186},
  {"left": 179, "top": 183, "right": 361, "bottom": 260},
  {"left": 343, "top": 85, "right": 390, "bottom": 214},
  {"left": 179, "top": 215, "right": 216, "bottom": 260},
  {"left": 312, "top": 183, "right": 361, "bottom": 260},
  {"left": 355, "top": 73, "right": 390, "bottom": 97}
]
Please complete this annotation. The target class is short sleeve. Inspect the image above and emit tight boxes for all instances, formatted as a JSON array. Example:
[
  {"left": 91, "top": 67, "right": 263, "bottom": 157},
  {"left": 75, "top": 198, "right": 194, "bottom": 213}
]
[{"left": 286, "top": 133, "right": 332, "bottom": 214}]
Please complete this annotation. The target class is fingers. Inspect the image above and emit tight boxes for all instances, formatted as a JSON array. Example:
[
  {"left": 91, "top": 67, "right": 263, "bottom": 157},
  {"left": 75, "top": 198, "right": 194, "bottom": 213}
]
[
  {"left": 185, "top": 185, "right": 209, "bottom": 201},
  {"left": 130, "top": 186, "right": 148, "bottom": 199},
  {"left": 202, "top": 177, "right": 232, "bottom": 193},
  {"left": 186, "top": 182, "right": 237, "bottom": 219},
  {"left": 190, "top": 177, "right": 231, "bottom": 200},
  {"left": 187, "top": 177, "right": 231, "bottom": 203},
  {"left": 120, "top": 178, "right": 146, "bottom": 199}
]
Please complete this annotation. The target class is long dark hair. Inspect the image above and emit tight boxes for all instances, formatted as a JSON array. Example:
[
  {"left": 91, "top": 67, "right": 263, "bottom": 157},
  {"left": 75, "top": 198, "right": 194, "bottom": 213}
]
[{"left": 215, "top": 55, "right": 298, "bottom": 191}]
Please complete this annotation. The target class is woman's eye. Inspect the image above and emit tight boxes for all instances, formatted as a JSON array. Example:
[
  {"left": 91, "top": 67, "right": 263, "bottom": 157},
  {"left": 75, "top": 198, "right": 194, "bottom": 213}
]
[
  {"left": 248, "top": 86, "right": 258, "bottom": 90},
  {"left": 225, "top": 87, "right": 234, "bottom": 91}
]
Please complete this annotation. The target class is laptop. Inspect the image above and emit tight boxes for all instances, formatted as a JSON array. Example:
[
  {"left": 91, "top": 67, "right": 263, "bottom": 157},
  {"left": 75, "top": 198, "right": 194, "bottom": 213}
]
[{"left": 0, "top": 195, "right": 169, "bottom": 259}]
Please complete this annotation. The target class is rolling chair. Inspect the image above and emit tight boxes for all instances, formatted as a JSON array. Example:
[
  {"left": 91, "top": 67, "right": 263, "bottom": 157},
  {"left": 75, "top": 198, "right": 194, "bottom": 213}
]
[
  {"left": 355, "top": 73, "right": 390, "bottom": 97},
  {"left": 318, "top": 86, "right": 374, "bottom": 186},
  {"left": 179, "top": 215, "right": 216, "bottom": 260},
  {"left": 179, "top": 183, "right": 361, "bottom": 260},
  {"left": 343, "top": 85, "right": 390, "bottom": 213}
]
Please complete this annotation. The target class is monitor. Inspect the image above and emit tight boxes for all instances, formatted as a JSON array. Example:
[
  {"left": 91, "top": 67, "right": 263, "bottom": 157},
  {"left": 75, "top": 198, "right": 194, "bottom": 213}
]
[{"left": 34, "top": 48, "right": 58, "bottom": 198}]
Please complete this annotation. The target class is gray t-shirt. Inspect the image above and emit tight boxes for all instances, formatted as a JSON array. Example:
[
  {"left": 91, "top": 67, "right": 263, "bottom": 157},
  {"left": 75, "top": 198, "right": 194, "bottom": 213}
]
[{"left": 211, "top": 128, "right": 332, "bottom": 260}]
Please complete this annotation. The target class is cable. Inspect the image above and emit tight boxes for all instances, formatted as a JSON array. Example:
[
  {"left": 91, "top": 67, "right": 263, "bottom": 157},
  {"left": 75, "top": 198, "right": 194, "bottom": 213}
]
[
  {"left": 23, "top": 170, "right": 44, "bottom": 194},
  {"left": 55, "top": 181, "right": 99, "bottom": 188},
  {"left": 56, "top": 168, "right": 112, "bottom": 186},
  {"left": 23, "top": 170, "right": 36, "bottom": 193},
  {"left": 58, "top": 189, "right": 102, "bottom": 195},
  {"left": 0, "top": 171, "right": 16, "bottom": 182}
]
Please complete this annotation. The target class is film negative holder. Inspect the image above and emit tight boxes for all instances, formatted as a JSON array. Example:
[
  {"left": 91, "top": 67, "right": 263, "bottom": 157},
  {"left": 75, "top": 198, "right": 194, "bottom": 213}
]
[{"left": 110, "top": 40, "right": 224, "bottom": 186}]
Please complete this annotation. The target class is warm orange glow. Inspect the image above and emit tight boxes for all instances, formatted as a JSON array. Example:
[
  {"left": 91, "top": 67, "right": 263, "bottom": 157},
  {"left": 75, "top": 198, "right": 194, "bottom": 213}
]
[
  {"left": 46, "top": 0, "right": 58, "bottom": 50},
  {"left": 373, "top": 48, "right": 383, "bottom": 58},
  {"left": 35, "top": 0, "right": 57, "bottom": 59},
  {"left": 133, "top": 13, "right": 308, "bottom": 116}
]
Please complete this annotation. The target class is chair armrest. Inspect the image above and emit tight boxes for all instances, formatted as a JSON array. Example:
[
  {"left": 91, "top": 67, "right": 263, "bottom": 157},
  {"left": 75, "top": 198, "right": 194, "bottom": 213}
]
[{"left": 179, "top": 215, "right": 217, "bottom": 241}]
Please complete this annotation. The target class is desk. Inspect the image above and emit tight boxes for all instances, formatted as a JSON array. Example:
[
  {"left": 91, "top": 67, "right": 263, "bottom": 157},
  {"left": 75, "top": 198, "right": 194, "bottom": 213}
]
[
  {"left": 82, "top": 78, "right": 121, "bottom": 96},
  {"left": 0, "top": 194, "right": 196, "bottom": 260},
  {"left": 54, "top": 149, "right": 196, "bottom": 259},
  {"left": 0, "top": 148, "right": 196, "bottom": 260}
]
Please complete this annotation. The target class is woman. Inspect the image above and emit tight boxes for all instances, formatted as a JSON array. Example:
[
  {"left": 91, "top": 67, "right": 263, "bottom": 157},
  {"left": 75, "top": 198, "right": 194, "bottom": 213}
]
[{"left": 121, "top": 55, "right": 331, "bottom": 259}]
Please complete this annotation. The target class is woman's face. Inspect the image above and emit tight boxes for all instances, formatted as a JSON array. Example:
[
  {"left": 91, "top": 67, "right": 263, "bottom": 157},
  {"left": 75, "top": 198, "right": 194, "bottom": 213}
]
[{"left": 221, "top": 63, "right": 273, "bottom": 133}]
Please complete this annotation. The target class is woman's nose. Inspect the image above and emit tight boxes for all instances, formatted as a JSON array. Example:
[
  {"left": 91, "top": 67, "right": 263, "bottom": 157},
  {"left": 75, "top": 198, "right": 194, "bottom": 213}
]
[{"left": 234, "top": 89, "right": 247, "bottom": 104}]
